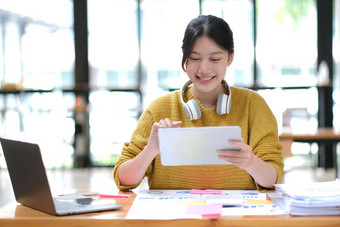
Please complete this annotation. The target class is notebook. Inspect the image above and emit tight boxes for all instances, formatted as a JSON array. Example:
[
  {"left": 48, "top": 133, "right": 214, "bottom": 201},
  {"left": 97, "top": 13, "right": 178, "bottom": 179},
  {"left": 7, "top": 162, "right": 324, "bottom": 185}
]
[
  {"left": 0, "top": 138, "right": 122, "bottom": 216},
  {"left": 158, "top": 126, "right": 242, "bottom": 166}
]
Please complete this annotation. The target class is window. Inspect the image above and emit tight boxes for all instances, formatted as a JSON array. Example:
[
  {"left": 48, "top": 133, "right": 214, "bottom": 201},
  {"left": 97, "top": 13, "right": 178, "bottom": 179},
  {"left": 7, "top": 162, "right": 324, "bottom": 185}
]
[
  {"left": 87, "top": 0, "right": 140, "bottom": 166},
  {"left": 0, "top": 0, "right": 74, "bottom": 168},
  {"left": 256, "top": 0, "right": 317, "bottom": 87},
  {"left": 88, "top": 0, "right": 139, "bottom": 89},
  {"left": 0, "top": 0, "right": 74, "bottom": 88},
  {"left": 141, "top": 0, "right": 199, "bottom": 102},
  {"left": 202, "top": 0, "right": 254, "bottom": 87},
  {"left": 0, "top": 0, "right": 337, "bottom": 169}
]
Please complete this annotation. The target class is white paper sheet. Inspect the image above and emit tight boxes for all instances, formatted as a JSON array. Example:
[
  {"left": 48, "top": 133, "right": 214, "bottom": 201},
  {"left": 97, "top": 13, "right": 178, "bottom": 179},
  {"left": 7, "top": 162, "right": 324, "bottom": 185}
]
[{"left": 125, "top": 190, "right": 287, "bottom": 219}]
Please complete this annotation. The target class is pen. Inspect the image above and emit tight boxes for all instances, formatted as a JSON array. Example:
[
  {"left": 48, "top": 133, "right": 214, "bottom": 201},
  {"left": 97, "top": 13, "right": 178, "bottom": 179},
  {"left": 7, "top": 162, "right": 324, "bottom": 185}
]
[
  {"left": 222, "top": 204, "right": 242, "bottom": 208},
  {"left": 97, "top": 193, "right": 133, "bottom": 198}
]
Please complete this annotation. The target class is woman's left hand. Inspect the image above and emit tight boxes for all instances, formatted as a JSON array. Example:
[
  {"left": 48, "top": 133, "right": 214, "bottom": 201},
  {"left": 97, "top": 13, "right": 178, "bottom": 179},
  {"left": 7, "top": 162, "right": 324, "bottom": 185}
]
[{"left": 217, "top": 139, "right": 254, "bottom": 170}]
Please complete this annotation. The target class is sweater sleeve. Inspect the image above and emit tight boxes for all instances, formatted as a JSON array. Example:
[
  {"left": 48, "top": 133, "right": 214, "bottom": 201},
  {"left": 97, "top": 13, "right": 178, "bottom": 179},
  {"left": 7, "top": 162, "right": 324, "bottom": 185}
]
[
  {"left": 247, "top": 92, "right": 284, "bottom": 192},
  {"left": 113, "top": 108, "right": 155, "bottom": 191}
]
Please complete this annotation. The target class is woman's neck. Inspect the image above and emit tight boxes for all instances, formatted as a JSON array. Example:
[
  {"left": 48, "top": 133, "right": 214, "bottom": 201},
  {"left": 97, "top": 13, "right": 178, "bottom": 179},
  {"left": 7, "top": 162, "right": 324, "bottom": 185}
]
[{"left": 190, "top": 86, "right": 224, "bottom": 109}]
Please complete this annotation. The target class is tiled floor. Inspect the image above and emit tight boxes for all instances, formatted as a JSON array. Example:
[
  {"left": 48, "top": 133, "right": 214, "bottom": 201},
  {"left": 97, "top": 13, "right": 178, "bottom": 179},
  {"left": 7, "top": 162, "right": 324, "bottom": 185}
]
[{"left": 0, "top": 164, "right": 337, "bottom": 208}]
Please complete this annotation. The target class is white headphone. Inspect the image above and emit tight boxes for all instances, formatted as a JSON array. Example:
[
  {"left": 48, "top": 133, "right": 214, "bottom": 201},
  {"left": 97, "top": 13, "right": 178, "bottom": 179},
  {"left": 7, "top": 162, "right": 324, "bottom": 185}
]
[{"left": 181, "top": 80, "right": 232, "bottom": 120}]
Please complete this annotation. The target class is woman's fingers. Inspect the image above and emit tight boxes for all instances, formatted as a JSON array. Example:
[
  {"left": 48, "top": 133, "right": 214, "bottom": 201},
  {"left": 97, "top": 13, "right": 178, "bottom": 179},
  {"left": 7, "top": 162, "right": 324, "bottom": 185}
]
[
  {"left": 173, "top": 121, "right": 183, "bottom": 128},
  {"left": 159, "top": 118, "right": 182, "bottom": 128},
  {"left": 217, "top": 139, "right": 253, "bottom": 169}
]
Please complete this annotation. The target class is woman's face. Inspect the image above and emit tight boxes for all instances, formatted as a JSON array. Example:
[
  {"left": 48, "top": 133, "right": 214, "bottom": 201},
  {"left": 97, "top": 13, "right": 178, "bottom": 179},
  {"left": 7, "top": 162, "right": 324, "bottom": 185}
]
[{"left": 185, "top": 36, "right": 233, "bottom": 96}]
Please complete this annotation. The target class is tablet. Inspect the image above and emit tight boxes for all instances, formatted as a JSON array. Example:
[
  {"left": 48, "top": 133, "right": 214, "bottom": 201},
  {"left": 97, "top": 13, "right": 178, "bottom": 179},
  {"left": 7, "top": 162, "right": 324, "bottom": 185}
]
[{"left": 158, "top": 126, "right": 241, "bottom": 166}]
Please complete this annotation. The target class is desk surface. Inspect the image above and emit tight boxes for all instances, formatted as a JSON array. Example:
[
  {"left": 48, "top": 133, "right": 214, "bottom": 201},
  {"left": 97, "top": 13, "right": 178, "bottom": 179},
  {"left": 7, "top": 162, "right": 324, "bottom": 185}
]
[
  {"left": 1, "top": 193, "right": 340, "bottom": 227},
  {"left": 279, "top": 127, "right": 340, "bottom": 141},
  {"left": 279, "top": 127, "right": 340, "bottom": 158}
]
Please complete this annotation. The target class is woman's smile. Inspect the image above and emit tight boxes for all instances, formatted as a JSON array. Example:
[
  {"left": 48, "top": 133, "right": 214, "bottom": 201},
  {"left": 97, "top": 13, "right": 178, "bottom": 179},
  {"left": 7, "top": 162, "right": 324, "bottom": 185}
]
[{"left": 196, "top": 75, "right": 215, "bottom": 81}]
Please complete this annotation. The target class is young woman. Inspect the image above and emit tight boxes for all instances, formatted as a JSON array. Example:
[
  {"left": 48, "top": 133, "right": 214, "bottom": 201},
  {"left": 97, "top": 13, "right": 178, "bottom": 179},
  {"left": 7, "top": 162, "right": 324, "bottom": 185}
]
[{"left": 113, "top": 15, "right": 283, "bottom": 192}]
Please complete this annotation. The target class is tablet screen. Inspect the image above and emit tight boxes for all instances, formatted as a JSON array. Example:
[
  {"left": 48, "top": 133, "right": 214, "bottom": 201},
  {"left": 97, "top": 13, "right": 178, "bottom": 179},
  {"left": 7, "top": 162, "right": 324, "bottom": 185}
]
[{"left": 158, "top": 126, "right": 241, "bottom": 166}]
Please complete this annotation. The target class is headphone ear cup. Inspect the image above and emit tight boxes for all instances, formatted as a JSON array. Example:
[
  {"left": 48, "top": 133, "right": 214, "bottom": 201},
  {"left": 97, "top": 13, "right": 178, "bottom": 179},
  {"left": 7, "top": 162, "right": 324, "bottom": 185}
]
[
  {"left": 182, "top": 102, "right": 193, "bottom": 120},
  {"left": 183, "top": 99, "right": 201, "bottom": 120},
  {"left": 226, "top": 95, "right": 231, "bottom": 114},
  {"left": 216, "top": 94, "right": 230, "bottom": 115}
]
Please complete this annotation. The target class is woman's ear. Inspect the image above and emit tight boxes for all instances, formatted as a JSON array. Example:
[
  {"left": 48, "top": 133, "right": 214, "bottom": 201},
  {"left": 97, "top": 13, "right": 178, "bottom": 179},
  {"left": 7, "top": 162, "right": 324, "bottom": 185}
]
[
  {"left": 227, "top": 50, "right": 234, "bottom": 65},
  {"left": 183, "top": 60, "right": 187, "bottom": 72}
]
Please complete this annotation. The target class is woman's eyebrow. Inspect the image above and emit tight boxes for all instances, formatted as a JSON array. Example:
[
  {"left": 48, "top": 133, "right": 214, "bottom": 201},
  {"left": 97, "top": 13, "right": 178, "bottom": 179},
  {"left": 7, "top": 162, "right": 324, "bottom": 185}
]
[
  {"left": 190, "top": 51, "right": 224, "bottom": 55},
  {"left": 210, "top": 51, "right": 224, "bottom": 55}
]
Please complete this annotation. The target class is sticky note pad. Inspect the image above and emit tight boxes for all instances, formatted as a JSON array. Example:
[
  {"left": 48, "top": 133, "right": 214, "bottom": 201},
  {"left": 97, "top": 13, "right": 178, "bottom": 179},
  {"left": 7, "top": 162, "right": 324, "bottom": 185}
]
[
  {"left": 186, "top": 204, "right": 223, "bottom": 216},
  {"left": 190, "top": 189, "right": 223, "bottom": 195}
]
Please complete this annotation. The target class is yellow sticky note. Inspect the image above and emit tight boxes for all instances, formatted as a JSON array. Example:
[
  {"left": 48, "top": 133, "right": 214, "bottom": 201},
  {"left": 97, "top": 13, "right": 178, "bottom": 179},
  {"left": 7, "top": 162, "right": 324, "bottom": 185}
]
[
  {"left": 247, "top": 200, "right": 276, "bottom": 205},
  {"left": 181, "top": 201, "right": 206, "bottom": 205}
]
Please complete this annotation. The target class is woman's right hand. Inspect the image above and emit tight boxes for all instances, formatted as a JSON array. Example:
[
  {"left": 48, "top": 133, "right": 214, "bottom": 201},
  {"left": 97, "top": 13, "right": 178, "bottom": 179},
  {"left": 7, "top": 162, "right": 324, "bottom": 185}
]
[
  {"left": 118, "top": 118, "right": 182, "bottom": 186},
  {"left": 146, "top": 118, "right": 182, "bottom": 157}
]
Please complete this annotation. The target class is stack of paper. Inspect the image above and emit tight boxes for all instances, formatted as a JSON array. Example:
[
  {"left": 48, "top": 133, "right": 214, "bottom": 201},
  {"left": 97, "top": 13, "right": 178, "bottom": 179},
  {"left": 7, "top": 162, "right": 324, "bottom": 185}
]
[{"left": 275, "top": 180, "right": 340, "bottom": 216}]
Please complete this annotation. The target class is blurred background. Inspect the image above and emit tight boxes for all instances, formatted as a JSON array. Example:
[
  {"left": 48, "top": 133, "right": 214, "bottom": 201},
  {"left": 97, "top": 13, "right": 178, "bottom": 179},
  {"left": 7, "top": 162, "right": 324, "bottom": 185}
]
[{"left": 0, "top": 0, "right": 339, "bottom": 174}]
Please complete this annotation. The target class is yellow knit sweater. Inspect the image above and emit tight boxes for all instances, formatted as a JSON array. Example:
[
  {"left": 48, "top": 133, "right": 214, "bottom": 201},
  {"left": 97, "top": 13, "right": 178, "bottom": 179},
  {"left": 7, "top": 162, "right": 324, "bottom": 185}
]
[{"left": 113, "top": 87, "right": 283, "bottom": 192}]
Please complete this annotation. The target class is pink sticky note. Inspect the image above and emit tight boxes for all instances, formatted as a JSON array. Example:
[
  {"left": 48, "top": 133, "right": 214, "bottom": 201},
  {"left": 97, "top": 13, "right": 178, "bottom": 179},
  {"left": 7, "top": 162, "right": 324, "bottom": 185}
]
[
  {"left": 190, "top": 189, "right": 223, "bottom": 195},
  {"left": 186, "top": 204, "right": 223, "bottom": 216}
]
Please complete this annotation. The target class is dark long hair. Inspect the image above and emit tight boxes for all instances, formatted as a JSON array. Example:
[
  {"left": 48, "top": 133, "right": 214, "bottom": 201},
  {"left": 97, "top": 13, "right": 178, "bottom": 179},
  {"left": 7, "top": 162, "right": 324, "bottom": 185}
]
[{"left": 181, "top": 15, "right": 234, "bottom": 71}]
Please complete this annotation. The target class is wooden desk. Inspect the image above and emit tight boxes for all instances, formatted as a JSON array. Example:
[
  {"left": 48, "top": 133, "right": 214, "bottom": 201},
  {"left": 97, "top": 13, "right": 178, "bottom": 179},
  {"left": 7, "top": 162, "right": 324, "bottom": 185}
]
[
  {"left": 1, "top": 193, "right": 340, "bottom": 227},
  {"left": 279, "top": 127, "right": 340, "bottom": 177}
]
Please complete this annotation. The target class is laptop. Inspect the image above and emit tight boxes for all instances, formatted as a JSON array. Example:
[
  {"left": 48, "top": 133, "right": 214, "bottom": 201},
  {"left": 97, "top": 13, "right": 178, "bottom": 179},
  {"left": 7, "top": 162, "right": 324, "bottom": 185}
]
[
  {"left": 158, "top": 126, "right": 241, "bottom": 166},
  {"left": 0, "top": 137, "right": 122, "bottom": 216}
]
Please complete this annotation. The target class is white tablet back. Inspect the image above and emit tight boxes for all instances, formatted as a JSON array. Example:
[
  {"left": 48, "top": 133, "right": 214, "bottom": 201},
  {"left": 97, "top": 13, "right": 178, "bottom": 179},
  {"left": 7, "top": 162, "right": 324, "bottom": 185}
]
[{"left": 158, "top": 126, "right": 241, "bottom": 166}]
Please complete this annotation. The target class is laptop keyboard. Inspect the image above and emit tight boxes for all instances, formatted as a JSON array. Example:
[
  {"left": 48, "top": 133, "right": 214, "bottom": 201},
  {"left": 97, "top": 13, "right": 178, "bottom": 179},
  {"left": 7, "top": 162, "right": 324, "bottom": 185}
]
[
  {"left": 54, "top": 199, "right": 93, "bottom": 213},
  {"left": 53, "top": 197, "right": 120, "bottom": 214}
]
